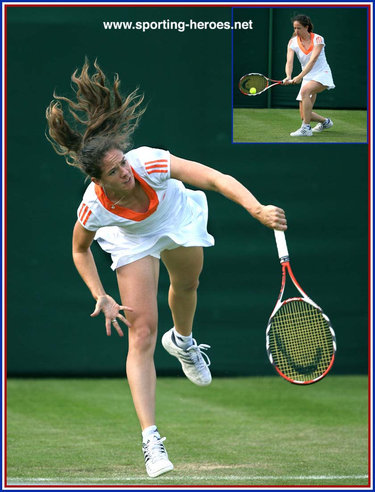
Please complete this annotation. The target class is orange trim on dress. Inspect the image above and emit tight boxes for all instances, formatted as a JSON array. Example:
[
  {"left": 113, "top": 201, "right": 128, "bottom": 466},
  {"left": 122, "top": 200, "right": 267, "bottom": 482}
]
[
  {"left": 145, "top": 164, "right": 168, "bottom": 170},
  {"left": 145, "top": 162, "right": 168, "bottom": 175},
  {"left": 79, "top": 203, "right": 92, "bottom": 225},
  {"left": 145, "top": 159, "right": 168, "bottom": 166},
  {"left": 297, "top": 32, "right": 314, "bottom": 55},
  {"left": 148, "top": 169, "right": 168, "bottom": 175},
  {"left": 78, "top": 203, "right": 87, "bottom": 219},
  {"left": 94, "top": 167, "right": 159, "bottom": 222},
  {"left": 82, "top": 209, "right": 92, "bottom": 226}
]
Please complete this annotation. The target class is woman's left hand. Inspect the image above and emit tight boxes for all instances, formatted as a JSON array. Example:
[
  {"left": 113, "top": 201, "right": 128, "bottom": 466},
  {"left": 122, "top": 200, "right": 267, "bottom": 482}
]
[
  {"left": 91, "top": 294, "right": 133, "bottom": 337},
  {"left": 255, "top": 205, "right": 287, "bottom": 231},
  {"left": 291, "top": 75, "right": 303, "bottom": 84}
]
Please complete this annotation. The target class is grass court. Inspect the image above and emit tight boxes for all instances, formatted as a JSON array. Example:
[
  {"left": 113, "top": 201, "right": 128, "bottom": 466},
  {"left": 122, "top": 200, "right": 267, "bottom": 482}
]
[
  {"left": 233, "top": 109, "right": 367, "bottom": 143},
  {"left": 6, "top": 375, "right": 369, "bottom": 487}
]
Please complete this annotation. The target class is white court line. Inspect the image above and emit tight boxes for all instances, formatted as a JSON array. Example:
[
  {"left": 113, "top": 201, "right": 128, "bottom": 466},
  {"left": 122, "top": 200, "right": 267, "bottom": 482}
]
[{"left": 7, "top": 474, "right": 369, "bottom": 483}]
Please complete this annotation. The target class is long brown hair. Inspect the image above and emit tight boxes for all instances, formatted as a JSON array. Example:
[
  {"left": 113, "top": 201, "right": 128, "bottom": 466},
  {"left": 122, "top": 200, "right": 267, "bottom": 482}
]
[{"left": 46, "top": 59, "right": 145, "bottom": 178}]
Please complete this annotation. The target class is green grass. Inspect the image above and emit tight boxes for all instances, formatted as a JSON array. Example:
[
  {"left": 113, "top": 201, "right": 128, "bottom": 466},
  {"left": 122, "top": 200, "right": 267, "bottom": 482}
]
[
  {"left": 233, "top": 109, "right": 367, "bottom": 143},
  {"left": 6, "top": 376, "right": 369, "bottom": 487}
]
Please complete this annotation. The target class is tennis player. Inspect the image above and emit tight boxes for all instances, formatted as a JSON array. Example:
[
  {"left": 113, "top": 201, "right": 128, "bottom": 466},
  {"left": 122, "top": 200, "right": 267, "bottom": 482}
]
[
  {"left": 283, "top": 14, "right": 335, "bottom": 137},
  {"left": 46, "top": 60, "right": 287, "bottom": 478}
]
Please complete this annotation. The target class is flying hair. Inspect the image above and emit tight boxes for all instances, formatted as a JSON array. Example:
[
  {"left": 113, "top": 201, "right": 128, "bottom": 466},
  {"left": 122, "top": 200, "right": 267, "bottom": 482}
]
[{"left": 45, "top": 59, "right": 146, "bottom": 177}]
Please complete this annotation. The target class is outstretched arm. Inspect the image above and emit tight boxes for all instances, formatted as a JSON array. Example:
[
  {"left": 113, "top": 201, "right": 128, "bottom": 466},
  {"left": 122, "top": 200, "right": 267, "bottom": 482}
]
[
  {"left": 72, "top": 221, "right": 133, "bottom": 335},
  {"left": 170, "top": 155, "right": 287, "bottom": 230},
  {"left": 283, "top": 46, "right": 295, "bottom": 84}
]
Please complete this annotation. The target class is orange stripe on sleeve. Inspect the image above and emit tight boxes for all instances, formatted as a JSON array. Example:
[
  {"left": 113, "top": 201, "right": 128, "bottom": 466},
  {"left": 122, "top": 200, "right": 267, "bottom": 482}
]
[
  {"left": 82, "top": 210, "right": 92, "bottom": 226},
  {"left": 78, "top": 203, "right": 86, "bottom": 218},
  {"left": 79, "top": 204, "right": 88, "bottom": 221},
  {"left": 145, "top": 163, "right": 168, "bottom": 170},
  {"left": 145, "top": 160, "right": 169, "bottom": 175},
  {"left": 145, "top": 159, "right": 168, "bottom": 166},
  {"left": 147, "top": 169, "right": 168, "bottom": 174},
  {"left": 79, "top": 204, "right": 92, "bottom": 226}
]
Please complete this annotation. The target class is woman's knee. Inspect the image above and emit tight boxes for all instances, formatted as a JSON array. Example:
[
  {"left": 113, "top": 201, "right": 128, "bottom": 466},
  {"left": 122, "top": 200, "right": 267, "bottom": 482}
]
[
  {"left": 300, "top": 87, "right": 313, "bottom": 100},
  {"left": 171, "top": 276, "right": 200, "bottom": 295},
  {"left": 128, "top": 318, "right": 157, "bottom": 352}
]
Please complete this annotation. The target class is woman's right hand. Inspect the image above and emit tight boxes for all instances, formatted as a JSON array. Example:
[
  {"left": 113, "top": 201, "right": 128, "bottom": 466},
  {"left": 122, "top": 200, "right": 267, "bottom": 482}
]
[
  {"left": 256, "top": 205, "right": 287, "bottom": 231},
  {"left": 90, "top": 294, "right": 133, "bottom": 337},
  {"left": 283, "top": 77, "right": 292, "bottom": 85}
]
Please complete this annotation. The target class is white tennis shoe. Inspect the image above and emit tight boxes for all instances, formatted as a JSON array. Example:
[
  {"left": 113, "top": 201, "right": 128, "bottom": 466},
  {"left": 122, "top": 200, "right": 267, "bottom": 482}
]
[
  {"left": 290, "top": 126, "right": 313, "bottom": 136},
  {"left": 312, "top": 118, "right": 334, "bottom": 133},
  {"left": 161, "top": 328, "right": 212, "bottom": 386},
  {"left": 142, "top": 435, "right": 174, "bottom": 478}
]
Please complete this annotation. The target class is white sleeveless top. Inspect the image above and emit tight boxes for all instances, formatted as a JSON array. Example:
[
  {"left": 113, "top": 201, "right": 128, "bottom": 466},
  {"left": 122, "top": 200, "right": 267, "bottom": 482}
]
[
  {"left": 77, "top": 146, "right": 214, "bottom": 269},
  {"left": 289, "top": 33, "right": 335, "bottom": 88}
]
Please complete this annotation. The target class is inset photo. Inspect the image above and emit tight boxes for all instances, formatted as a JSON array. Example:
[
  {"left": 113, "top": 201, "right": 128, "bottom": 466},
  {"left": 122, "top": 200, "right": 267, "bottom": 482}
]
[{"left": 232, "top": 7, "right": 368, "bottom": 143}]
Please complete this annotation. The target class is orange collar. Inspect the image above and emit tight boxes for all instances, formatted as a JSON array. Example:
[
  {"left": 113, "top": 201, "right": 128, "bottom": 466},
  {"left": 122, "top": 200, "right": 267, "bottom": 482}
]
[
  {"left": 94, "top": 167, "right": 159, "bottom": 221},
  {"left": 297, "top": 32, "right": 314, "bottom": 55}
]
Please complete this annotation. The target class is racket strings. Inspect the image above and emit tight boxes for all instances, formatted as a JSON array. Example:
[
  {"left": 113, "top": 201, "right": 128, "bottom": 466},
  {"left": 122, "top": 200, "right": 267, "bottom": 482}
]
[
  {"left": 239, "top": 75, "right": 267, "bottom": 94},
  {"left": 268, "top": 300, "right": 334, "bottom": 383}
]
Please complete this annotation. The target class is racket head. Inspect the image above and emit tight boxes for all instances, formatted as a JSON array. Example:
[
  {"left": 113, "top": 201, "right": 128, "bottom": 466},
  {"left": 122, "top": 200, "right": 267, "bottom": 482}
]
[
  {"left": 266, "top": 297, "right": 336, "bottom": 385},
  {"left": 239, "top": 73, "right": 268, "bottom": 95},
  {"left": 239, "top": 73, "right": 281, "bottom": 96}
]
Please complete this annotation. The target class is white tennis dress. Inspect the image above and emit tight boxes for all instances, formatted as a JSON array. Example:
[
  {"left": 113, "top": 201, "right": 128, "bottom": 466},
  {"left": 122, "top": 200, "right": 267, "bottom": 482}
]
[
  {"left": 77, "top": 146, "right": 215, "bottom": 269},
  {"left": 289, "top": 33, "right": 335, "bottom": 100}
]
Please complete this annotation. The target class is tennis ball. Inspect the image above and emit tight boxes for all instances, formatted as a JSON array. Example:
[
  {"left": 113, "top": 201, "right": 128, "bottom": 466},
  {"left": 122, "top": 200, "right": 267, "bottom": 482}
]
[{"left": 250, "top": 87, "right": 256, "bottom": 94}]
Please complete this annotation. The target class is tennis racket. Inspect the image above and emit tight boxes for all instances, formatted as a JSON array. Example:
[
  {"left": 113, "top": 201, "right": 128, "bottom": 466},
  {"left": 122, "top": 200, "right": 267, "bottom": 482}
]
[
  {"left": 239, "top": 73, "right": 283, "bottom": 96},
  {"left": 266, "top": 230, "right": 336, "bottom": 385}
]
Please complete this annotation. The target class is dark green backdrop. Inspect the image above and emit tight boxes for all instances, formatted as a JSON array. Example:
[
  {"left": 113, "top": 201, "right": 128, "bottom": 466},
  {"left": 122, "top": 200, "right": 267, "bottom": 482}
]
[
  {"left": 233, "top": 7, "right": 368, "bottom": 108},
  {"left": 6, "top": 6, "right": 368, "bottom": 377}
]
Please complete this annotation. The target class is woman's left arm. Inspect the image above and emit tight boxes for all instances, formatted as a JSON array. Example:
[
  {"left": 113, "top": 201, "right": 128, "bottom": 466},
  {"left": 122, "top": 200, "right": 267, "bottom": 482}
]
[
  {"left": 291, "top": 44, "right": 323, "bottom": 84},
  {"left": 170, "top": 155, "right": 287, "bottom": 231}
]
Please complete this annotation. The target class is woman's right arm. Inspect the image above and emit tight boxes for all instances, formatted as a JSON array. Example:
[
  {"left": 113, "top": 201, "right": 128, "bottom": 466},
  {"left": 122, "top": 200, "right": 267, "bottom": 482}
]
[
  {"left": 283, "top": 46, "right": 295, "bottom": 84},
  {"left": 72, "top": 221, "right": 106, "bottom": 299},
  {"left": 72, "top": 221, "right": 132, "bottom": 336}
]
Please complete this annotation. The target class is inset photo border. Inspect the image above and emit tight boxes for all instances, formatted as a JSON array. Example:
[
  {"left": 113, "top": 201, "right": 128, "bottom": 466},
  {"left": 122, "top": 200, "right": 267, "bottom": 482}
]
[{"left": 232, "top": 5, "right": 370, "bottom": 144}]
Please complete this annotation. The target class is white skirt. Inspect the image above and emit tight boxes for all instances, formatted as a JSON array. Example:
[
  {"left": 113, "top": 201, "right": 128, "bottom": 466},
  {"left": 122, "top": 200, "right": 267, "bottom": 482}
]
[
  {"left": 95, "top": 189, "right": 215, "bottom": 270},
  {"left": 296, "top": 69, "right": 335, "bottom": 100}
]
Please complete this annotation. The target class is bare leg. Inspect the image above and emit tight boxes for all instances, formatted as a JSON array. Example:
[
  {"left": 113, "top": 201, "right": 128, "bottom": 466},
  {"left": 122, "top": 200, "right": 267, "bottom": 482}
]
[
  {"left": 299, "top": 95, "right": 322, "bottom": 121},
  {"left": 299, "top": 81, "right": 327, "bottom": 125},
  {"left": 298, "top": 100, "right": 303, "bottom": 120},
  {"left": 161, "top": 246, "right": 203, "bottom": 336},
  {"left": 116, "top": 256, "right": 160, "bottom": 430}
]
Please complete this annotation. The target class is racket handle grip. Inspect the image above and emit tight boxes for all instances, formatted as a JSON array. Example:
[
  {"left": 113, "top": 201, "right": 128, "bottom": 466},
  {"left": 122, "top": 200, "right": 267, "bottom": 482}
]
[{"left": 274, "top": 230, "right": 289, "bottom": 262}]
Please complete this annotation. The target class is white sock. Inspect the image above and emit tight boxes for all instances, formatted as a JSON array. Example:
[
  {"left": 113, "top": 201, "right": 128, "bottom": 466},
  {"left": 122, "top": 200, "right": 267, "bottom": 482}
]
[
  {"left": 172, "top": 327, "right": 193, "bottom": 349},
  {"left": 302, "top": 122, "right": 311, "bottom": 129},
  {"left": 142, "top": 425, "right": 160, "bottom": 443}
]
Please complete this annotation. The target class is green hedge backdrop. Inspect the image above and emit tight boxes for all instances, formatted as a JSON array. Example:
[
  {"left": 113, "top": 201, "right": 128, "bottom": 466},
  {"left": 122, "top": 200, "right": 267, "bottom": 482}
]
[{"left": 6, "top": 5, "right": 368, "bottom": 377}]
